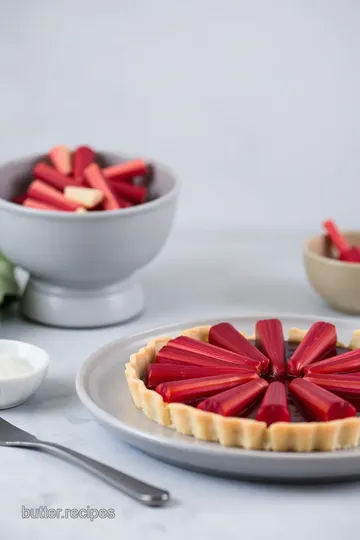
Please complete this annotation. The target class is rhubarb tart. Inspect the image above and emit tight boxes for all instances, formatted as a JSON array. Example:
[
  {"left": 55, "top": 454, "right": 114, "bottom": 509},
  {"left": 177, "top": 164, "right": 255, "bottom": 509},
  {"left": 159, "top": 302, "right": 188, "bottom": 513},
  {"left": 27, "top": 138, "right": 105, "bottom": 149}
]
[{"left": 125, "top": 320, "right": 360, "bottom": 452}]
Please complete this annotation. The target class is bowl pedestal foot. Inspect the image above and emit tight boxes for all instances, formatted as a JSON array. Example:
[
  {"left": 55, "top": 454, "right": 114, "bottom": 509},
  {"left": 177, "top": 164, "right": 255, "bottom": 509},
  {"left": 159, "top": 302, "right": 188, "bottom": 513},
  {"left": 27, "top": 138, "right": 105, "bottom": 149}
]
[{"left": 20, "top": 276, "right": 144, "bottom": 328}]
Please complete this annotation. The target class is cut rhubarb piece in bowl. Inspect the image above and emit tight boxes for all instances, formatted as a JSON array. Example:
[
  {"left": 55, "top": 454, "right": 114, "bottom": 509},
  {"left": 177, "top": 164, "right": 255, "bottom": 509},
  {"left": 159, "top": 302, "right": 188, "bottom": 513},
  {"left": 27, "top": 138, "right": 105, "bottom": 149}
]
[
  {"left": 167, "top": 336, "right": 263, "bottom": 372},
  {"left": 0, "top": 150, "right": 179, "bottom": 328},
  {"left": 323, "top": 220, "right": 360, "bottom": 263},
  {"left": 287, "top": 321, "right": 337, "bottom": 376},
  {"left": 255, "top": 382, "right": 290, "bottom": 425},
  {"left": 110, "top": 181, "right": 147, "bottom": 204},
  {"left": 84, "top": 163, "right": 119, "bottom": 210},
  {"left": 27, "top": 180, "right": 83, "bottom": 212},
  {"left": 23, "top": 198, "right": 66, "bottom": 212},
  {"left": 49, "top": 145, "right": 72, "bottom": 176},
  {"left": 197, "top": 378, "right": 268, "bottom": 417},
  {"left": 113, "top": 195, "right": 132, "bottom": 209},
  {"left": 208, "top": 322, "right": 269, "bottom": 373},
  {"left": 255, "top": 319, "right": 285, "bottom": 378},
  {"left": 73, "top": 146, "right": 96, "bottom": 184},
  {"left": 155, "top": 374, "right": 254, "bottom": 404},
  {"left": 289, "top": 378, "right": 356, "bottom": 421},
  {"left": 102, "top": 159, "right": 148, "bottom": 182},
  {"left": 33, "top": 162, "right": 76, "bottom": 191}
]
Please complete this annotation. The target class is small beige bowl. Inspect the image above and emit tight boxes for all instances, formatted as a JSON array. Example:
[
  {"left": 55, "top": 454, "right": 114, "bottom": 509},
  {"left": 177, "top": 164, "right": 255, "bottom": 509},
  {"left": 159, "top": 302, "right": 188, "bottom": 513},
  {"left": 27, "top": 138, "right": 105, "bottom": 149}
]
[{"left": 304, "top": 231, "right": 360, "bottom": 314}]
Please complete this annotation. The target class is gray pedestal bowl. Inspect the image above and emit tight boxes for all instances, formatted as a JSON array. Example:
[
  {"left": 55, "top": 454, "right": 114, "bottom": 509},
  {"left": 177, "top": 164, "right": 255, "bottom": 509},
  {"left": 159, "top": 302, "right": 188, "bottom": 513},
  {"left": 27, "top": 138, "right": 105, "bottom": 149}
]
[{"left": 0, "top": 151, "right": 179, "bottom": 328}]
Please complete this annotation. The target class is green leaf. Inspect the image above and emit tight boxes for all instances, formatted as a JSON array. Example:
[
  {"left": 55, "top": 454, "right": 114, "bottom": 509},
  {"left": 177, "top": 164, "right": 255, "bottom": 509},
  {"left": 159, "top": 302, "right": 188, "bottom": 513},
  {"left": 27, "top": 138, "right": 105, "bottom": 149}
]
[{"left": 0, "top": 253, "right": 19, "bottom": 307}]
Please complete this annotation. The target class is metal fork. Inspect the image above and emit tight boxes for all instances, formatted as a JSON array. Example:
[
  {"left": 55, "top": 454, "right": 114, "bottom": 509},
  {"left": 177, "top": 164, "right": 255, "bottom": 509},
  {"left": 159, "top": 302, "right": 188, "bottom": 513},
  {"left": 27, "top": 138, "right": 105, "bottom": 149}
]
[{"left": 0, "top": 417, "right": 170, "bottom": 507}]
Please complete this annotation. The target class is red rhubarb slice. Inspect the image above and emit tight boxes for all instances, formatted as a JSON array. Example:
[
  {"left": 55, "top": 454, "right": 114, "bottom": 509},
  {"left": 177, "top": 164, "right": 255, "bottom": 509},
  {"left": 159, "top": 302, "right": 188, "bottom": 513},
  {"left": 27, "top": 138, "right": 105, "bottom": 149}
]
[
  {"left": 288, "top": 378, "right": 356, "bottom": 421},
  {"left": 197, "top": 379, "right": 268, "bottom": 417},
  {"left": 208, "top": 322, "right": 269, "bottom": 373},
  {"left": 155, "top": 374, "right": 253, "bottom": 404},
  {"left": 305, "top": 348, "right": 360, "bottom": 376},
  {"left": 27, "top": 180, "right": 83, "bottom": 212},
  {"left": 102, "top": 160, "right": 148, "bottom": 182},
  {"left": 84, "top": 163, "right": 119, "bottom": 210},
  {"left": 338, "top": 249, "right": 360, "bottom": 263},
  {"left": 156, "top": 345, "right": 258, "bottom": 371},
  {"left": 115, "top": 196, "right": 133, "bottom": 208},
  {"left": 73, "top": 146, "right": 96, "bottom": 183},
  {"left": 323, "top": 219, "right": 360, "bottom": 262},
  {"left": 33, "top": 162, "right": 76, "bottom": 191},
  {"left": 255, "top": 319, "right": 285, "bottom": 378},
  {"left": 49, "top": 145, "right": 72, "bottom": 175},
  {"left": 110, "top": 181, "right": 147, "bottom": 204},
  {"left": 304, "top": 373, "right": 360, "bottom": 399},
  {"left": 168, "top": 336, "right": 262, "bottom": 372},
  {"left": 146, "top": 363, "right": 258, "bottom": 389},
  {"left": 255, "top": 382, "right": 290, "bottom": 425},
  {"left": 287, "top": 322, "right": 337, "bottom": 376},
  {"left": 23, "top": 198, "right": 65, "bottom": 212}
]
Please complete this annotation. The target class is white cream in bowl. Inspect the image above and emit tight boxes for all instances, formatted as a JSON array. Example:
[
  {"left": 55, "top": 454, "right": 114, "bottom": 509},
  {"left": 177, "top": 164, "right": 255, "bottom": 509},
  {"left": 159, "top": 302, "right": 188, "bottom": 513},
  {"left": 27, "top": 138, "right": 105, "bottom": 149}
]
[{"left": 0, "top": 340, "right": 49, "bottom": 408}]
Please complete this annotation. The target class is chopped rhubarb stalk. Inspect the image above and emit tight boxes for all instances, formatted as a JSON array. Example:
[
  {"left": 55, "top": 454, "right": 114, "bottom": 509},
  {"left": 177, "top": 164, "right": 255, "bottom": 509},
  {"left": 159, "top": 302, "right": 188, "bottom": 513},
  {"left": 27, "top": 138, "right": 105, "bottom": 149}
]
[
  {"left": 305, "top": 348, "right": 360, "bottom": 376},
  {"left": 323, "top": 220, "right": 351, "bottom": 255},
  {"left": 115, "top": 196, "right": 133, "bottom": 208},
  {"left": 98, "top": 196, "right": 132, "bottom": 210},
  {"left": 49, "top": 145, "right": 72, "bottom": 175},
  {"left": 64, "top": 186, "right": 103, "bottom": 209},
  {"left": 73, "top": 146, "right": 96, "bottom": 183},
  {"left": 168, "top": 336, "right": 262, "bottom": 372},
  {"left": 287, "top": 322, "right": 337, "bottom": 376},
  {"left": 197, "top": 379, "right": 268, "bottom": 417},
  {"left": 102, "top": 159, "right": 148, "bottom": 182},
  {"left": 323, "top": 219, "right": 360, "bottom": 262},
  {"left": 208, "top": 322, "right": 269, "bottom": 373},
  {"left": 255, "top": 382, "right": 290, "bottom": 425},
  {"left": 255, "top": 319, "right": 285, "bottom": 378},
  {"left": 338, "top": 249, "right": 360, "bottom": 263},
  {"left": 155, "top": 374, "right": 253, "bottom": 404},
  {"left": 110, "top": 181, "right": 147, "bottom": 204},
  {"left": 12, "top": 193, "right": 27, "bottom": 205},
  {"left": 84, "top": 163, "right": 119, "bottom": 210},
  {"left": 147, "top": 364, "right": 257, "bottom": 389},
  {"left": 33, "top": 162, "right": 76, "bottom": 191},
  {"left": 304, "top": 373, "right": 360, "bottom": 399},
  {"left": 27, "top": 180, "right": 83, "bottom": 212},
  {"left": 156, "top": 345, "right": 258, "bottom": 371},
  {"left": 289, "top": 378, "right": 356, "bottom": 421},
  {"left": 23, "top": 198, "right": 64, "bottom": 212}
]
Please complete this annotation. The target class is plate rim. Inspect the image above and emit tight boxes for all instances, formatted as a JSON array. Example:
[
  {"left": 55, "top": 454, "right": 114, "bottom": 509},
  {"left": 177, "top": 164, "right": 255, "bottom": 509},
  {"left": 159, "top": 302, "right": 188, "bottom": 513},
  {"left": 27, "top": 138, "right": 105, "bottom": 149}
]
[{"left": 76, "top": 311, "right": 360, "bottom": 462}]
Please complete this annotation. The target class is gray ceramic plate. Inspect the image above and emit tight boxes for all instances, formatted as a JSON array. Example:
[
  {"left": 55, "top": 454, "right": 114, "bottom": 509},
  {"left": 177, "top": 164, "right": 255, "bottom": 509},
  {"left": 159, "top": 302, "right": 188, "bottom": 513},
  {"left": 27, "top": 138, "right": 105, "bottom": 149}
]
[{"left": 76, "top": 313, "right": 360, "bottom": 483}]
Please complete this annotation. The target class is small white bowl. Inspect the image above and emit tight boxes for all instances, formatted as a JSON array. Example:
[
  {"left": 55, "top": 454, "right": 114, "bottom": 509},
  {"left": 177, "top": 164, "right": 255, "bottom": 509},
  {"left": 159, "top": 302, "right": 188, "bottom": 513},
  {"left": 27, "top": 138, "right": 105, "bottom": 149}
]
[{"left": 0, "top": 340, "right": 49, "bottom": 409}]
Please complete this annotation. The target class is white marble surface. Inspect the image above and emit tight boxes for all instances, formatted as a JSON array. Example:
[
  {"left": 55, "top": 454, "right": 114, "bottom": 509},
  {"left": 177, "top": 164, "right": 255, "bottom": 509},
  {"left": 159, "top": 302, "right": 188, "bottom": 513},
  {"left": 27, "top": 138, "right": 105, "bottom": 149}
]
[{"left": 1, "top": 229, "right": 360, "bottom": 539}]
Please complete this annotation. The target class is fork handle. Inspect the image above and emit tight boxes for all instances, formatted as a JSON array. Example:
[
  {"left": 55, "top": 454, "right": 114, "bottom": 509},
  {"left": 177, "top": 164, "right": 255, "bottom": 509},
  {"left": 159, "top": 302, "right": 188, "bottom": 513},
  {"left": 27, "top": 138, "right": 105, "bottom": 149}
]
[{"left": 20, "top": 440, "right": 170, "bottom": 507}]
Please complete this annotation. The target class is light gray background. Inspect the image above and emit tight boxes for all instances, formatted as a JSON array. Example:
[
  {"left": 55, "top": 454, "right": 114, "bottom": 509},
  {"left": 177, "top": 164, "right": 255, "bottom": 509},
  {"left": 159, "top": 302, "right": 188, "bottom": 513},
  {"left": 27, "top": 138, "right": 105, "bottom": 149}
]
[
  {"left": 1, "top": 3, "right": 360, "bottom": 538},
  {"left": 1, "top": 0, "right": 359, "bottom": 231}
]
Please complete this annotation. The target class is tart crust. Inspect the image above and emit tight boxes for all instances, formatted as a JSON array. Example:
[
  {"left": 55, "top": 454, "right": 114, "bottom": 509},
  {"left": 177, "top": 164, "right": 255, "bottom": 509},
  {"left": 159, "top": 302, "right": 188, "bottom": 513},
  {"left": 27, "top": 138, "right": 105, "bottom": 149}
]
[{"left": 124, "top": 325, "right": 360, "bottom": 452}]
